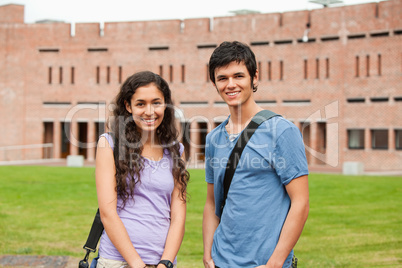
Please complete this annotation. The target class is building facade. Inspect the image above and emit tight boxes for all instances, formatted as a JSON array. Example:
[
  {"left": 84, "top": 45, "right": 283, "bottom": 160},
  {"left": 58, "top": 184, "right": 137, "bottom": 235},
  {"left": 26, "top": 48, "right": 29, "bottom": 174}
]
[{"left": 0, "top": 0, "right": 401, "bottom": 171}]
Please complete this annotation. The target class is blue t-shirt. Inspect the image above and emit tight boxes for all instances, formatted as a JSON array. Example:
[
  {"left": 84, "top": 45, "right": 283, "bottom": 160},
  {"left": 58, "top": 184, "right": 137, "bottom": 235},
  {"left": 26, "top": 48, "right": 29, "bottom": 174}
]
[{"left": 205, "top": 115, "right": 308, "bottom": 268}]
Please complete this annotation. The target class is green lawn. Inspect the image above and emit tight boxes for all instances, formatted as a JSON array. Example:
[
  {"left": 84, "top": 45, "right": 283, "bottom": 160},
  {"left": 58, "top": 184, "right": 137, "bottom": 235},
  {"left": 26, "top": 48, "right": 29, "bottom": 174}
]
[{"left": 0, "top": 166, "right": 401, "bottom": 267}]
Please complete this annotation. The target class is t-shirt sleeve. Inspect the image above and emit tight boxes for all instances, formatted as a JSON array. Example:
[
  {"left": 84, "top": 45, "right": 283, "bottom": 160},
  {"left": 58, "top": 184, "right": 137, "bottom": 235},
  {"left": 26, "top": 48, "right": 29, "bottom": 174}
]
[
  {"left": 179, "top": 142, "right": 184, "bottom": 157},
  {"left": 205, "top": 134, "right": 214, "bottom": 184},
  {"left": 274, "top": 126, "right": 309, "bottom": 185},
  {"left": 100, "top": 133, "right": 114, "bottom": 150}
]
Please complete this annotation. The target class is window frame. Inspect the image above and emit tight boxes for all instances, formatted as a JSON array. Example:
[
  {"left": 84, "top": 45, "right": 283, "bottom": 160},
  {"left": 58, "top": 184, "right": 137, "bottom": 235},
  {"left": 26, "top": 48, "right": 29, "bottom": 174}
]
[
  {"left": 371, "top": 129, "right": 388, "bottom": 150},
  {"left": 347, "top": 129, "right": 365, "bottom": 150}
]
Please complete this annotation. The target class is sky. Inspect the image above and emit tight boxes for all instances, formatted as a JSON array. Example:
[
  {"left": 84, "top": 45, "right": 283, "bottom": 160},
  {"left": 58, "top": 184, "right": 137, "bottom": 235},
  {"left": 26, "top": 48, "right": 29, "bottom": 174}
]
[{"left": 0, "top": 0, "right": 379, "bottom": 24}]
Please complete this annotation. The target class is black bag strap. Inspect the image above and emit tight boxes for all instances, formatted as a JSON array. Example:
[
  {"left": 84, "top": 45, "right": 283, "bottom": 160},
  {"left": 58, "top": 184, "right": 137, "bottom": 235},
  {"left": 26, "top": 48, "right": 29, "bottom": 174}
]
[
  {"left": 83, "top": 208, "right": 104, "bottom": 252},
  {"left": 79, "top": 208, "right": 103, "bottom": 267},
  {"left": 220, "top": 110, "right": 281, "bottom": 215},
  {"left": 80, "top": 132, "right": 115, "bottom": 267}
]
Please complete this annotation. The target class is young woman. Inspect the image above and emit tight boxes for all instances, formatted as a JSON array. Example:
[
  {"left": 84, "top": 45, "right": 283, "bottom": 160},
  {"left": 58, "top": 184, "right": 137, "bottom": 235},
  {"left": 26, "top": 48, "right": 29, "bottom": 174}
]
[{"left": 95, "top": 71, "right": 189, "bottom": 268}]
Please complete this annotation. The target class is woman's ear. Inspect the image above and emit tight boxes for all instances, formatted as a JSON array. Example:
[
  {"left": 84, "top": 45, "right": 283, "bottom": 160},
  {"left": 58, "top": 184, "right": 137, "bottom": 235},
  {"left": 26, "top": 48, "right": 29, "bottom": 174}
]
[{"left": 124, "top": 100, "right": 132, "bottom": 114}]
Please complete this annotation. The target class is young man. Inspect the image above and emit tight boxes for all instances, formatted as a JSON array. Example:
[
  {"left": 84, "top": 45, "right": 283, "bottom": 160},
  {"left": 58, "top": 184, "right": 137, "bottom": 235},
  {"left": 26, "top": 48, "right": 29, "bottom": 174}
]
[{"left": 202, "top": 41, "right": 309, "bottom": 268}]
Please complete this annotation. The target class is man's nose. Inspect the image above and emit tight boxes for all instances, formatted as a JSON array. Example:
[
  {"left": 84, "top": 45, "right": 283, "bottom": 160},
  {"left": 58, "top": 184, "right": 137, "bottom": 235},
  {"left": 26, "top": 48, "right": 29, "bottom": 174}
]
[{"left": 227, "top": 77, "right": 236, "bottom": 88}]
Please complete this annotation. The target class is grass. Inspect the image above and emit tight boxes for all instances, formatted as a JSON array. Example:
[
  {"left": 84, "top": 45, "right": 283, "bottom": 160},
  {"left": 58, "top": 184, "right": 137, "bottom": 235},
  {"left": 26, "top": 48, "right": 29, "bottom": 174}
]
[{"left": 0, "top": 166, "right": 401, "bottom": 267}]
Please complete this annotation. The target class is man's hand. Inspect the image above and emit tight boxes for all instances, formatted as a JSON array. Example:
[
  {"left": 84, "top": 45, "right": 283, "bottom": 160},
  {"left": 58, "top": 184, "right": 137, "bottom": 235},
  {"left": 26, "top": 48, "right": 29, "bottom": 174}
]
[
  {"left": 255, "top": 264, "right": 282, "bottom": 268},
  {"left": 203, "top": 258, "right": 215, "bottom": 268}
]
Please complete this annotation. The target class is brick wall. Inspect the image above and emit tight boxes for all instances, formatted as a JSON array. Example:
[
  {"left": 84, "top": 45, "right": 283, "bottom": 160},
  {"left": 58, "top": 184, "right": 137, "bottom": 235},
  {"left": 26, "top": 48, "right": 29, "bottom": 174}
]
[
  {"left": 0, "top": 4, "right": 24, "bottom": 24},
  {"left": 0, "top": 0, "right": 401, "bottom": 171}
]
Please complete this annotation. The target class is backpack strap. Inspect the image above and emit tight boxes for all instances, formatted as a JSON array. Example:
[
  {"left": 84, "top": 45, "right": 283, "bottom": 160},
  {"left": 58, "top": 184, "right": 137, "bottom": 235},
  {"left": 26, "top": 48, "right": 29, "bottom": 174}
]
[{"left": 220, "top": 110, "right": 281, "bottom": 216}]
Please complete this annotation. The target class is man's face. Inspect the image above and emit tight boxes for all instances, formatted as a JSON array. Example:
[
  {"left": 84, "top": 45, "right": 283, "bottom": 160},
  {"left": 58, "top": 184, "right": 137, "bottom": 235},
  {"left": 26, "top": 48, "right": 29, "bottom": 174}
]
[{"left": 213, "top": 61, "right": 258, "bottom": 107}]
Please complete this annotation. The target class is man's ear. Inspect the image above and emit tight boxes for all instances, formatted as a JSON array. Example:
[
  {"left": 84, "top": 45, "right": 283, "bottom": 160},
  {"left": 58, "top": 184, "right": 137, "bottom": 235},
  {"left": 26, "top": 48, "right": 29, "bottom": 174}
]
[
  {"left": 254, "top": 69, "right": 259, "bottom": 86},
  {"left": 125, "top": 100, "right": 132, "bottom": 114}
]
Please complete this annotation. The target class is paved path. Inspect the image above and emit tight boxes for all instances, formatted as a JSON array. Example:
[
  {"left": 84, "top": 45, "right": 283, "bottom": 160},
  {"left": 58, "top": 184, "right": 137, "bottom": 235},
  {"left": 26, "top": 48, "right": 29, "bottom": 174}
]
[{"left": 0, "top": 255, "right": 81, "bottom": 268}]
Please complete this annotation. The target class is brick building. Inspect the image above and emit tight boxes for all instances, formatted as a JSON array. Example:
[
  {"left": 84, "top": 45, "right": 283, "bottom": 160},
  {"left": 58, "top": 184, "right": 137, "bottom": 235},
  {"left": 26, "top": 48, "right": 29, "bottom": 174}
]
[{"left": 0, "top": 0, "right": 401, "bottom": 172}]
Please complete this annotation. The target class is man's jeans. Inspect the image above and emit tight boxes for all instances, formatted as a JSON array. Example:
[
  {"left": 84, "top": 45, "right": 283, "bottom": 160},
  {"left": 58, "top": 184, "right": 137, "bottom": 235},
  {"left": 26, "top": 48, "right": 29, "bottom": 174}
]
[{"left": 215, "top": 255, "right": 297, "bottom": 268}]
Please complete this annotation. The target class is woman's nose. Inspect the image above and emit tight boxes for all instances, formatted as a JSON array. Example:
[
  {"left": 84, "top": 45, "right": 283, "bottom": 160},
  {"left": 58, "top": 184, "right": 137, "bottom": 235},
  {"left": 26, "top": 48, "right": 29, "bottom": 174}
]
[{"left": 144, "top": 104, "right": 153, "bottom": 115}]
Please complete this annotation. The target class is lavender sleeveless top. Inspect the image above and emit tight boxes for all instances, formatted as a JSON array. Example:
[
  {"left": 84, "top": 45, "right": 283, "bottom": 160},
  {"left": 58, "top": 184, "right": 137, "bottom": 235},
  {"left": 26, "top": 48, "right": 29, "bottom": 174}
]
[{"left": 98, "top": 133, "right": 184, "bottom": 264}]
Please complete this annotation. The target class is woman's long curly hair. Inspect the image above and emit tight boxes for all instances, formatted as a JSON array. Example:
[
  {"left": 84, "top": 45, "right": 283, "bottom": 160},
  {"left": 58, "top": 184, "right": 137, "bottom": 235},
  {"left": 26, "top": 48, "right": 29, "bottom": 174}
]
[{"left": 109, "top": 71, "right": 189, "bottom": 208}]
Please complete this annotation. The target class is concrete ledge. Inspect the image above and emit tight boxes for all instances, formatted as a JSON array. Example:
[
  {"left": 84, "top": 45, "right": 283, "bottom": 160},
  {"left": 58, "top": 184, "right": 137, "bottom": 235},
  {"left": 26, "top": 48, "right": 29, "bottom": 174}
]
[
  {"left": 66, "top": 155, "right": 84, "bottom": 167},
  {"left": 0, "top": 255, "right": 75, "bottom": 267},
  {"left": 343, "top": 161, "right": 364, "bottom": 175}
]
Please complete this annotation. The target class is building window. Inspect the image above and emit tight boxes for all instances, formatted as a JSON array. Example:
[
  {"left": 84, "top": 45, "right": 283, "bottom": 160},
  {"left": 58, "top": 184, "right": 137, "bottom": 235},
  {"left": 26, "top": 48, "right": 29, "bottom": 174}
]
[
  {"left": 366, "top": 55, "right": 370, "bottom": 77},
  {"left": 60, "top": 122, "right": 71, "bottom": 157},
  {"left": 321, "top": 36, "right": 340, "bottom": 42},
  {"left": 149, "top": 46, "right": 169, "bottom": 51},
  {"left": 279, "top": 60, "right": 284, "bottom": 80},
  {"left": 71, "top": 67, "right": 75, "bottom": 84},
  {"left": 48, "top": 67, "right": 52, "bottom": 84},
  {"left": 88, "top": 48, "right": 108, "bottom": 52},
  {"left": 274, "top": 40, "right": 292, "bottom": 45},
  {"left": 118, "top": 66, "right": 122, "bottom": 84},
  {"left": 169, "top": 65, "right": 173, "bottom": 83},
  {"left": 316, "top": 58, "right": 320, "bottom": 79},
  {"left": 159, "top": 65, "right": 163, "bottom": 77},
  {"left": 371, "top": 129, "right": 388, "bottom": 150},
  {"left": 106, "top": 66, "right": 110, "bottom": 84},
  {"left": 258, "top": 61, "right": 262, "bottom": 81},
  {"left": 268, "top": 61, "right": 272, "bottom": 81},
  {"left": 347, "top": 98, "right": 365, "bottom": 103},
  {"left": 181, "top": 65, "right": 185, "bottom": 83},
  {"left": 370, "top": 97, "right": 388, "bottom": 103},
  {"left": 39, "top": 48, "right": 59, "bottom": 53},
  {"left": 197, "top": 44, "right": 217, "bottom": 49},
  {"left": 96, "top": 66, "right": 100, "bottom": 84},
  {"left": 396, "top": 130, "right": 402, "bottom": 150},
  {"left": 206, "top": 64, "right": 209, "bottom": 82},
  {"left": 59, "top": 67, "right": 63, "bottom": 84},
  {"left": 355, "top": 56, "right": 360, "bottom": 77},
  {"left": 377, "top": 54, "right": 382, "bottom": 76},
  {"left": 304, "top": 59, "right": 308, "bottom": 79},
  {"left": 348, "top": 34, "right": 366, "bottom": 40},
  {"left": 348, "top": 129, "right": 365, "bottom": 149},
  {"left": 250, "top": 41, "right": 269, "bottom": 46},
  {"left": 325, "top": 58, "right": 330, "bottom": 78}
]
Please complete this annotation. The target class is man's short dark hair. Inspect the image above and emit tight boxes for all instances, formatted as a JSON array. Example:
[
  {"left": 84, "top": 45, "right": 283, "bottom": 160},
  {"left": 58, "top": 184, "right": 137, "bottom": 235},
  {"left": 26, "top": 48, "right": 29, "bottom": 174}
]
[{"left": 208, "top": 41, "right": 258, "bottom": 92}]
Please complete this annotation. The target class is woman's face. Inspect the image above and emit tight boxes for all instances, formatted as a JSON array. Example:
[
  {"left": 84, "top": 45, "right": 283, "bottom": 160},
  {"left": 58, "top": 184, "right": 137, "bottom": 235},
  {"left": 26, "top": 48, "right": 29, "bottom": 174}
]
[{"left": 125, "top": 83, "right": 166, "bottom": 134}]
